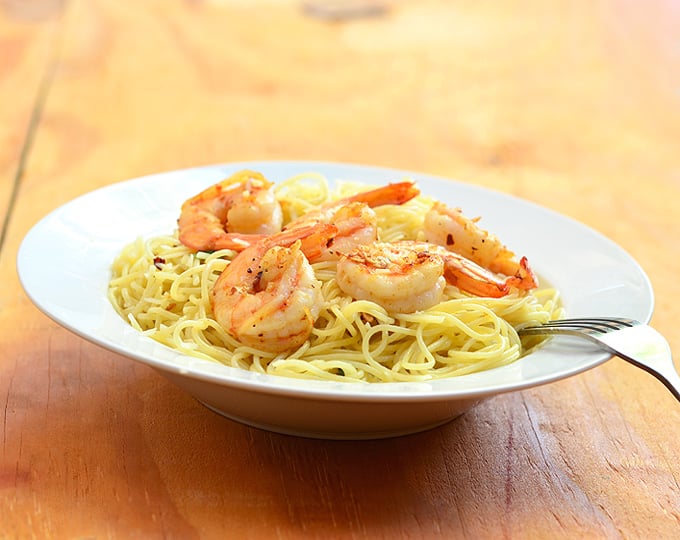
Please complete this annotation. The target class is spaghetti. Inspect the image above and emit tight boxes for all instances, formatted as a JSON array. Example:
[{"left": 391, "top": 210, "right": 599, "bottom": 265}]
[{"left": 108, "top": 174, "right": 561, "bottom": 382}]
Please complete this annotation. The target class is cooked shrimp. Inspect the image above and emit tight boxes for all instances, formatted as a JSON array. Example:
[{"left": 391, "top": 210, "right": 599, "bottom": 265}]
[
  {"left": 302, "top": 201, "right": 378, "bottom": 261},
  {"left": 210, "top": 223, "right": 336, "bottom": 353},
  {"left": 335, "top": 241, "right": 447, "bottom": 313},
  {"left": 178, "top": 170, "right": 283, "bottom": 252},
  {"left": 439, "top": 248, "right": 531, "bottom": 298},
  {"left": 423, "top": 201, "right": 538, "bottom": 291},
  {"left": 285, "top": 181, "right": 420, "bottom": 261},
  {"left": 336, "top": 240, "right": 529, "bottom": 313}
]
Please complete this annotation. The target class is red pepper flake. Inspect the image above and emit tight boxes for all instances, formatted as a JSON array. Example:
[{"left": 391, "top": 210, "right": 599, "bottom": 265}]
[{"left": 153, "top": 257, "right": 166, "bottom": 269}]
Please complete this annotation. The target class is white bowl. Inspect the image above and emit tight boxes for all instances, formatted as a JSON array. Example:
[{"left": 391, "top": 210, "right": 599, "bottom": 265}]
[{"left": 17, "top": 161, "right": 654, "bottom": 439}]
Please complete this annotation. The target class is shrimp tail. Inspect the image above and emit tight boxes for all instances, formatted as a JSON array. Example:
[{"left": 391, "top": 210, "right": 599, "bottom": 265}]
[
  {"left": 507, "top": 256, "right": 539, "bottom": 290},
  {"left": 443, "top": 253, "right": 539, "bottom": 298},
  {"left": 442, "top": 253, "right": 511, "bottom": 298},
  {"left": 345, "top": 181, "right": 420, "bottom": 207},
  {"left": 264, "top": 222, "right": 338, "bottom": 261}
]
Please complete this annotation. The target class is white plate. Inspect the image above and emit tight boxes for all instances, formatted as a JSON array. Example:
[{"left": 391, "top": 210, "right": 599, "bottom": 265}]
[{"left": 17, "top": 161, "right": 654, "bottom": 439}]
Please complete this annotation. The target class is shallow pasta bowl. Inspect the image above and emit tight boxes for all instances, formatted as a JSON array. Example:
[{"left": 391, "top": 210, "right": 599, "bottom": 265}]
[{"left": 17, "top": 161, "right": 654, "bottom": 439}]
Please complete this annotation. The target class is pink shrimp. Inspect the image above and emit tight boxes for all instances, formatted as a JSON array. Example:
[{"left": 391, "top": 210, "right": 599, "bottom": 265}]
[
  {"left": 423, "top": 201, "right": 538, "bottom": 291},
  {"left": 210, "top": 223, "right": 336, "bottom": 353},
  {"left": 178, "top": 170, "right": 283, "bottom": 252},
  {"left": 336, "top": 240, "right": 530, "bottom": 313}
]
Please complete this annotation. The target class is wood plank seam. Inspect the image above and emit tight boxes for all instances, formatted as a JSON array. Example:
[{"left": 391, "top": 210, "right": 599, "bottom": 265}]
[{"left": 0, "top": 53, "right": 59, "bottom": 255}]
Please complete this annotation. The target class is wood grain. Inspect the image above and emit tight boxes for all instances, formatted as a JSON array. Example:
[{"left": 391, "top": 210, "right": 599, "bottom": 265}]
[
  {"left": 0, "top": 0, "right": 61, "bottom": 253},
  {"left": 1, "top": 0, "right": 679, "bottom": 538}
]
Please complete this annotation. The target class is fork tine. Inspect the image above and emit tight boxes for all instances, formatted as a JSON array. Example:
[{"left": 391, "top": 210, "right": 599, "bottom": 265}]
[
  {"left": 532, "top": 317, "right": 638, "bottom": 332},
  {"left": 551, "top": 317, "right": 637, "bottom": 326},
  {"left": 517, "top": 317, "right": 638, "bottom": 337}
]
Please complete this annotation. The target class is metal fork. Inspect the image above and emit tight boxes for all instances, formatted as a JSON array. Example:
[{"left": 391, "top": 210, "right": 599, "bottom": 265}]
[{"left": 518, "top": 317, "right": 680, "bottom": 402}]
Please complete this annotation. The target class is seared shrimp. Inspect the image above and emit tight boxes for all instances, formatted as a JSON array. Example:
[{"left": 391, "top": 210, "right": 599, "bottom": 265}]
[
  {"left": 178, "top": 170, "right": 283, "bottom": 252},
  {"left": 285, "top": 181, "right": 420, "bottom": 261},
  {"left": 336, "top": 240, "right": 529, "bottom": 313},
  {"left": 423, "top": 201, "right": 538, "bottom": 291},
  {"left": 210, "top": 223, "right": 336, "bottom": 353},
  {"left": 335, "top": 242, "right": 447, "bottom": 313}
]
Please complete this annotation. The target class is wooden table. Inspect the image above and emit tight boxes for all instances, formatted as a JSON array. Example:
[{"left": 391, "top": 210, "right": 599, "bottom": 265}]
[{"left": 2, "top": 1, "right": 679, "bottom": 537}]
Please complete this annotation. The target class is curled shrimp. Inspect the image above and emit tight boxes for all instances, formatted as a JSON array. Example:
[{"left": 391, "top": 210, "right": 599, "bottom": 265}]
[
  {"left": 285, "top": 181, "right": 420, "bottom": 261},
  {"left": 210, "top": 223, "right": 336, "bottom": 353},
  {"left": 335, "top": 241, "right": 447, "bottom": 313},
  {"left": 178, "top": 170, "right": 283, "bottom": 252},
  {"left": 423, "top": 201, "right": 538, "bottom": 291},
  {"left": 336, "top": 240, "right": 529, "bottom": 313}
]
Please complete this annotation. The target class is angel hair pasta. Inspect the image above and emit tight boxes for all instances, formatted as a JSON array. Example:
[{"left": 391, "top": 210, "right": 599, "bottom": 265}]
[{"left": 108, "top": 171, "right": 562, "bottom": 383}]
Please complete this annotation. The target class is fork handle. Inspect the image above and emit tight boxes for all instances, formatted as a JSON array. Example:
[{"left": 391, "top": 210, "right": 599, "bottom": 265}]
[{"left": 618, "top": 355, "right": 680, "bottom": 403}]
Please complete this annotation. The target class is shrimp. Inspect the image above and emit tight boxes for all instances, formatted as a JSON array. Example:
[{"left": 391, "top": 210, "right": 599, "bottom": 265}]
[
  {"left": 210, "top": 223, "right": 336, "bottom": 353},
  {"left": 336, "top": 240, "right": 529, "bottom": 313},
  {"left": 300, "top": 201, "right": 378, "bottom": 262},
  {"left": 285, "top": 181, "right": 420, "bottom": 261},
  {"left": 178, "top": 170, "right": 283, "bottom": 252},
  {"left": 423, "top": 201, "right": 538, "bottom": 291},
  {"left": 335, "top": 241, "right": 447, "bottom": 313}
]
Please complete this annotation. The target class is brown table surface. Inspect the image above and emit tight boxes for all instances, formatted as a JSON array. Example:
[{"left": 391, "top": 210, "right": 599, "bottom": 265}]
[{"left": 2, "top": 1, "right": 680, "bottom": 538}]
